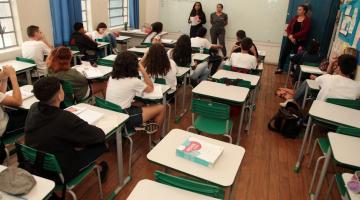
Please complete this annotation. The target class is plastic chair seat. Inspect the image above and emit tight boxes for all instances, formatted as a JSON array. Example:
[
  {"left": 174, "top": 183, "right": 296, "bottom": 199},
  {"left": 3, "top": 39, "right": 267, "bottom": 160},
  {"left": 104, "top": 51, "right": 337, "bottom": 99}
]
[
  {"left": 195, "top": 116, "right": 233, "bottom": 135},
  {"left": 2, "top": 132, "right": 24, "bottom": 145}
]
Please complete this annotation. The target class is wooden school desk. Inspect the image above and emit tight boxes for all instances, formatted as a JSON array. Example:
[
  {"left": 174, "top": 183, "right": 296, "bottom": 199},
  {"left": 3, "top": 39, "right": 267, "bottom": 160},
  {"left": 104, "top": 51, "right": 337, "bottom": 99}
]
[{"left": 0, "top": 60, "right": 36, "bottom": 84}]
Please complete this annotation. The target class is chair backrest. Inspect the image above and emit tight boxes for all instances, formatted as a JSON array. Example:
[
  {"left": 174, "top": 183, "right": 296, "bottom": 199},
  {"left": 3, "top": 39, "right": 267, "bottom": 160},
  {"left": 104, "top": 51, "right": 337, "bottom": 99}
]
[
  {"left": 94, "top": 97, "right": 123, "bottom": 113},
  {"left": 214, "top": 77, "right": 252, "bottom": 89},
  {"left": 336, "top": 126, "right": 360, "bottom": 137},
  {"left": 61, "top": 80, "right": 76, "bottom": 108},
  {"left": 303, "top": 62, "right": 320, "bottom": 67},
  {"left": 191, "top": 98, "right": 230, "bottom": 120},
  {"left": 154, "top": 171, "right": 225, "bottom": 199},
  {"left": 154, "top": 77, "right": 166, "bottom": 85},
  {"left": 326, "top": 98, "right": 360, "bottom": 110},
  {"left": 97, "top": 59, "right": 114, "bottom": 67},
  {"left": 192, "top": 47, "right": 210, "bottom": 54},
  {"left": 95, "top": 38, "right": 109, "bottom": 43},
  {"left": 141, "top": 42, "right": 152, "bottom": 47},
  {"left": 68, "top": 45, "right": 80, "bottom": 51},
  {"left": 15, "top": 143, "right": 62, "bottom": 174},
  {"left": 16, "top": 57, "right": 35, "bottom": 64}
]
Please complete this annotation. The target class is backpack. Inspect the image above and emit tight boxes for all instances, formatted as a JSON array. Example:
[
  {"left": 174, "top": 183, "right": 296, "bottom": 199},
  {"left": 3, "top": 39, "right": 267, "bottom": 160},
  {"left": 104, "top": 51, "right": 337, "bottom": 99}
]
[{"left": 268, "top": 101, "right": 304, "bottom": 138}]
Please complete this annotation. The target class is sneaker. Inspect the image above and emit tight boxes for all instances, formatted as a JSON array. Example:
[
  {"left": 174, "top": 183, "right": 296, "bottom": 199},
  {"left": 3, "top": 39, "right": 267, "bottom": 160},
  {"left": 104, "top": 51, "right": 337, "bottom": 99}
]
[
  {"left": 99, "top": 161, "right": 109, "bottom": 183},
  {"left": 279, "top": 99, "right": 294, "bottom": 107},
  {"left": 135, "top": 122, "right": 159, "bottom": 135},
  {"left": 275, "top": 69, "right": 283, "bottom": 74}
]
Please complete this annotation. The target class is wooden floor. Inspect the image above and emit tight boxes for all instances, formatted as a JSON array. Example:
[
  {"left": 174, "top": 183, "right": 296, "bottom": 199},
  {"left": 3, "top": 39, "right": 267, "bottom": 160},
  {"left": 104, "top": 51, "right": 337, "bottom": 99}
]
[{"left": 58, "top": 64, "right": 342, "bottom": 199}]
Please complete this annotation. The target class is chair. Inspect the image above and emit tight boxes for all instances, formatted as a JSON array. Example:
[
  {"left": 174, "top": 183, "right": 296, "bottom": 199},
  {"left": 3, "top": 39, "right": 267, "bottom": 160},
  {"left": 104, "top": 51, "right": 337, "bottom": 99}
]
[
  {"left": 192, "top": 47, "right": 210, "bottom": 54},
  {"left": 97, "top": 59, "right": 114, "bottom": 67},
  {"left": 187, "top": 99, "right": 233, "bottom": 143},
  {"left": 15, "top": 143, "right": 103, "bottom": 200},
  {"left": 154, "top": 171, "right": 225, "bottom": 199},
  {"left": 1, "top": 132, "right": 24, "bottom": 165},
  {"left": 326, "top": 174, "right": 350, "bottom": 200},
  {"left": 61, "top": 80, "right": 77, "bottom": 108},
  {"left": 155, "top": 77, "right": 174, "bottom": 133},
  {"left": 141, "top": 42, "right": 152, "bottom": 47},
  {"left": 16, "top": 57, "right": 35, "bottom": 64}
]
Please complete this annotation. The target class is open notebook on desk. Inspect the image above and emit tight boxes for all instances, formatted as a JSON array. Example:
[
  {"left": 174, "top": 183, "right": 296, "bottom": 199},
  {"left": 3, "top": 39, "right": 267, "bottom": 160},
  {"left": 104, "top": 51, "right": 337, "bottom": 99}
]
[
  {"left": 6, "top": 88, "right": 34, "bottom": 100},
  {"left": 65, "top": 106, "right": 104, "bottom": 125},
  {"left": 139, "top": 84, "right": 163, "bottom": 99},
  {"left": 73, "top": 62, "right": 105, "bottom": 79}
]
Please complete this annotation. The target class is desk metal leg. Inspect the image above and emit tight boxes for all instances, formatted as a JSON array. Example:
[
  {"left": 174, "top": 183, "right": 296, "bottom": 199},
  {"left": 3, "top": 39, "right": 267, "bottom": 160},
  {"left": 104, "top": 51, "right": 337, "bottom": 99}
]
[
  {"left": 302, "top": 83, "right": 309, "bottom": 109},
  {"left": 73, "top": 56, "right": 77, "bottom": 66},
  {"left": 245, "top": 89, "right": 255, "bottom": 134},
  {"left": 294, "top": 117, "right": 312, "bottom": 173},
  {"left": 175, "top": 73, "right": 189, "bottom": 123},
  {"left": 236, "top": 102, "right": 246, "bottom": 145},
  {"left": 104, "top": 46, "right": 108, "bottom": 56},
  {"left": 161, "top": 95, "right": 167, "bottom": 138},
  {"left": 284, "top": 61, "right": 292, "bottom": 88},
  {"left": 295, "top": 71, "right": 302, "bottom": 90},
  {"left": 25, "top": 71, "right": 32, "bottom": 85},
  {"left": 311, "top": 147, "right": 332, "bottom": 200}
]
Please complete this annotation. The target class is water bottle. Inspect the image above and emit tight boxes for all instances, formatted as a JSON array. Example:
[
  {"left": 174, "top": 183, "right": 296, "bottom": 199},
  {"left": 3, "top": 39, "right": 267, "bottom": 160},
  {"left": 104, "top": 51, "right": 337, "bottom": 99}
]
[
  {"left": 124, "top": 22, "right": 128, "bottom": 31},
  {"left": 200, "top": 45, "right": 204, "bottom": 54}
]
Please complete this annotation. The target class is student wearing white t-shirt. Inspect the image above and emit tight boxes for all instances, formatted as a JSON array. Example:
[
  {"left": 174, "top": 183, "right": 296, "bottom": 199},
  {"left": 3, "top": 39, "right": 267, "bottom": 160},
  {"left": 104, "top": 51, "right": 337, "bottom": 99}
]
[
  {"left": 190, "top": 27, "right": 222, "bottom": 50},
  {"left": 226, "top": 37, "right": 257, "bottom": 70},
  {"left": 106, "top": 52, "right": 165, "bottom": 143},
  {"left": 143, "top": 22, "right": 163, "bottom": 43},
  {"left": 315, "top": 54, "right": 360, "bottom": 101},
  {"left": 22, "top": 25, "right": 53, "bottom": 77},
  {"left": 87, "top": 22, "right": 118, "bottom": 54}
]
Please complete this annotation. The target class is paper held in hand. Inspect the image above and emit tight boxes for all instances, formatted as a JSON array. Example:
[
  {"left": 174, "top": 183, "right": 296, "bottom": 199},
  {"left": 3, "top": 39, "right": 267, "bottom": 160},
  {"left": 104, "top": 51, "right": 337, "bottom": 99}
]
[{"left": 190, "top": 16, "right": 201, "bottom": 26}]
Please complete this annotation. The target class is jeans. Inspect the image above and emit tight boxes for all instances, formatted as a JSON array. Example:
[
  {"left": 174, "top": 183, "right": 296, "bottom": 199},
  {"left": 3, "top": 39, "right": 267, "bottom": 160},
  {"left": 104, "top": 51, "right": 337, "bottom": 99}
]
[
  {"left": 278, "top": 38, "right": 306, "bottom": 70},
  {"left": 191, "top": 62, "right": 209, "bottom": 82},
  {"left": 210, "top": 27, "right": 226, "bottom": 56},
  {"left": 105, "top": 33, "right": 117, "bottom": 49}
]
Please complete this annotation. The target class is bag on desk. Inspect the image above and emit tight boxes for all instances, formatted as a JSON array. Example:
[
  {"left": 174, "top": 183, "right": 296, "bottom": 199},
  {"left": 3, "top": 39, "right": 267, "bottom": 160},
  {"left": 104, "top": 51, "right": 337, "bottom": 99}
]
[
  {"left": 0, "top": 166, "right": 36, "bottom": 195},
  {"left": 268, "top": 101, "right": 304, "bottom": 138}
]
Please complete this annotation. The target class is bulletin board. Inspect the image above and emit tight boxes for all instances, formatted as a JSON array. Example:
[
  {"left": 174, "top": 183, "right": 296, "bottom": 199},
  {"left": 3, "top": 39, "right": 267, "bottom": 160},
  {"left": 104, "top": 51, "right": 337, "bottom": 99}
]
[{"left": 338, "top": 0, "right": 360, "bottom": 45}]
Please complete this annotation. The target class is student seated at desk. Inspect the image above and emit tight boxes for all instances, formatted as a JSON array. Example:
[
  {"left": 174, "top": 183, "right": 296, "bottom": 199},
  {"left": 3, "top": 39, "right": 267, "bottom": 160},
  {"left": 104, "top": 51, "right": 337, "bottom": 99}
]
[
  {"left": 143, "top": 22, "right": 163, "bottom": 43},
  {"left": 70, "top": 22, "right": 99, "bottom": 62},
  {"left": 47, "top": 47, "right": 107, "bottom": 102},
  {"left": 88, "top": 22, "right": 119, "bottom": 54},
  {"left": 224, "top": 37, "right": 257, "bottom": 72},
  {"left": 191, "top": 27, "right": 222, "bottom": 50},
  {"left": 142, "top": 43, "right": 177, "bottom": 98},
  {"left": 231, "top": 30, "right": 258, "bottom": 58},
  {"left": 106, "top": 52, "right": 165, "bottom": 144},
  {"left": 22, "top": 25, "right": 53, "bottom": 77},
  {"left": 326, "top": 47, "right": 358, "bottom": 79},
  {"left": 170, "top": 34, "right": 209, "bottom": 85},
  {"left": 0, "top": 66, "right": 27, "bottom": 163},
  {"left": 24, "top": 77, "right": 108, "bottom": 183}
]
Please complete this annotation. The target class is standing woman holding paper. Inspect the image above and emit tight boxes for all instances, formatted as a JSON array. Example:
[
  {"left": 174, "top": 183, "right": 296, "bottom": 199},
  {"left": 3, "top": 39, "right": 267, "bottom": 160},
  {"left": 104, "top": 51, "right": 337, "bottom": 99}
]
[
  {"left": 188, "top": 2, "right": 206, "bottom": 38},
  {"left": 210, "top": 3, "right": 228, "bottom": 56}
]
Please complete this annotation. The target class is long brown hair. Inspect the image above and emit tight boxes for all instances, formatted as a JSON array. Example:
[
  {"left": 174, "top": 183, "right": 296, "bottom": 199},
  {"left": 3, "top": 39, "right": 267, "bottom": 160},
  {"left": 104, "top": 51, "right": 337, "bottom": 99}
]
[
  {"left": 143, "top": 43, "right": 171, "bottom": 77},
  {"left": 47, "top": 46, "right": 72, "bottom": 72}
]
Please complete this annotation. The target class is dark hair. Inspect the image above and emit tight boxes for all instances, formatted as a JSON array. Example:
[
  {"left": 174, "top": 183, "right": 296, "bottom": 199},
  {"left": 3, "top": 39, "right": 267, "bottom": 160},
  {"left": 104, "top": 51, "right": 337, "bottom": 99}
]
[
  {"left": 73, "top": 22, "right": 84, "bottom": 32},
  {"left": 150, "top": 22, "right": 163, "bottom": 34},
  {"left": 241, "top": 37, "right": 253, "bottom": 51},
  {"left": 298, "top": 4, "right": 309, "bottom": 14},
  {"left": 190, "top": 2, "right": 204, "bottom": 16},
  {"left": 47, "top": 47, "right": 72, "bottom": 72},
  {"left": 144, "top": 43, "right": 171, "bottom": 77},
  {"left": 96, "top": 22, "right": 107, "bottom": 32},
  {"left": 338, "top": 54, "right": 357, "bottom": 76},
  {"left": 172, "top": 35, "right": 192, "bottom": 67},
  {"left": 307, "top": 39, "right": 320, "bottom": 55},
  {"left": 27, "top": 25, "right": 40, "bottom": 37},
  {"left": 236, "top": 30, "right": 246, "bottom": 41},
  {"left": 217, "top": 3, "right": 224, "bottom": 9},
  {"left": 197, "top": 27, "right": 207, "bottom": 38},
  {"left": 33, "top": 77, "right": 61, "bottom": 103},
  {"left": 112, "top": 51, "right": 140, "bottom": 79}
]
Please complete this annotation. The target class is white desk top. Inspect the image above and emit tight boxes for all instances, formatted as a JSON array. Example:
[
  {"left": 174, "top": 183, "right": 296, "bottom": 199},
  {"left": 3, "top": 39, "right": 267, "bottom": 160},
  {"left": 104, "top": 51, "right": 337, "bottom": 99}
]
[
  {"left": 127, "top": 179, "right": 219, "bottom": 200},
  {"left": 97, "top": 42, "right": 110, "bottom": 48},
  {"left": 177, "top": 67, "right": 190, "bottom": 77},
  {"left": 116, "top": 36, "right": 131, "bottom": 41},
  {"left": 0, "top": 165, "right": 55, "bottom": 200},
  {"left": 0, "top": 60, "right": 36, "bottom": 73},
  {"left": 161, "top": 39, "right": 176, "bottom": 44},
  {"left": 328, "top": 132, "right": 360, "bottom": 167},
  {"left": 147, "top": 129, "right": 245, "bottom": 186},
  {"left": 212, "top": 70, "right": 260, "bottom": 87},
  {"left": 136, "top": 83, "right": 170, "bottom": 100},
  {"left": 75, "top": 103, "right": 129, "bottom": 135},
  {"left": 95, "top": 65, "right": 112, "bottom": 77},
  {"left": 300, "top": 65, "right": 324, "bottom": 75},
  {"left": 342, "top": 173, "right": 360, "bottom": 200},
  {"left": 258, "top": 50, "right": 266, "bottom": 57},
  {"left": 102, "top": 54, "right": 117, "bottom": 62},
  {"left": 309, "top": 100, "right": 360, "bottom": 128},
  {"left": 192, "top": 81, "right": 249, "bottom": 104},
  {"left": 128, "top": 47, "right": 149, "bottom": 54},
  {"left": 193, "top": 53, "right": 210, "bottom": 61},
  {"left": 306, "top": 79, "right": 320, "bottom": 90},
  {"left": 7, "top": 85, "right": 38, "bottom": 110},
  {"left": 120, "top": 29, "right": 168, "bottom": 37},
  {"left": 71, "top": 50, "right": 80, "bottom": 55}
]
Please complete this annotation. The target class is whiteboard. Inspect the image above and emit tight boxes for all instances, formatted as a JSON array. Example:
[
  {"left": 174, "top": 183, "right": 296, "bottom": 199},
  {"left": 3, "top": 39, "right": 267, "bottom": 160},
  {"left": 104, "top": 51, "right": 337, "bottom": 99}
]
[{"left": 159, "top": 0, "right": 289, "bottom": 44}]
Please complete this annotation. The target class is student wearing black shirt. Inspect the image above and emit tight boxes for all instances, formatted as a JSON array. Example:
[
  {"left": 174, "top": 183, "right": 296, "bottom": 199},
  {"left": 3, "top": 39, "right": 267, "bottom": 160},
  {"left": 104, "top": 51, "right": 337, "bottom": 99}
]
[
  {"left": 70, "top": 22, "right": 99, "bottom": 62},
  {"left": 24, "top": 77, "right": 108, "bottom": 182},
  {"left": 231, "top": 30, "right": 259, "bottom": 58},
  {"left": 188, "top": 2, "right": 206, "bottom": 38}
]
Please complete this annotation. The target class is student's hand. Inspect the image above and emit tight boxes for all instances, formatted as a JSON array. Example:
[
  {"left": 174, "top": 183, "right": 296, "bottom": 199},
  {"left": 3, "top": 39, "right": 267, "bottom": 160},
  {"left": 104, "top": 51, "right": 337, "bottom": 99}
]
[
  {"left": 2, "top": 65, "right": 16, "bottom": 77},
  {"left": 309, "top": 75, "right": 317, "bottom": 80}
]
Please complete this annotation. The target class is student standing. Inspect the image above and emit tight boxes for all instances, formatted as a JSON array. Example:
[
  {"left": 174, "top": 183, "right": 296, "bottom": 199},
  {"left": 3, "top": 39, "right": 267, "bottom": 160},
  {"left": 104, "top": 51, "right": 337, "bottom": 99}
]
[
  {"left": 22, "top": 25, "right": 53, "bottom": 77},
  {"left": 210, "top": 3, "right": 228, "bottom": 56},
  {"left": 188, "top": 2, "right": 206, "bottom": 38}
]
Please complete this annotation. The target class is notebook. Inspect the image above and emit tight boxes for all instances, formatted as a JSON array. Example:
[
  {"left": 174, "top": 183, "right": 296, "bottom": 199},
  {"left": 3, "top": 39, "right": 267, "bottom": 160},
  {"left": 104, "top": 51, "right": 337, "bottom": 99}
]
[
  {"left": 140, "top": 85, "right": 163, "bottom": 99},
  {"left": 74, "top": 64, "right": 104, "bottom": 79},
  {"left": 6, "top": 89, "right": 34, "bottom": 100},
  {"left": 176, "top": 137, "right": 224, "bottom": 168},
  {"left": 161, "top": 39, "right": 175, "bottom": 44},
  {"left": 65, "top": 106, "right": 104, "bottom": 125}
]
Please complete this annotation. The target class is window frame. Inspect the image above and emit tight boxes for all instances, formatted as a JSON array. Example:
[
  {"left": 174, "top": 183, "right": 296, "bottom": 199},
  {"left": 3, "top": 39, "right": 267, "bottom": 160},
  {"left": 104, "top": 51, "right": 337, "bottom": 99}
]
[
  {"left": 0, "top": 0, "right": 18, "bottom": 50},
  {"left": 108, "top": 0, "right": 129, "bottom": 28},
  {"left": 81, "top": 0, "right": 90, "bottom": 31}
]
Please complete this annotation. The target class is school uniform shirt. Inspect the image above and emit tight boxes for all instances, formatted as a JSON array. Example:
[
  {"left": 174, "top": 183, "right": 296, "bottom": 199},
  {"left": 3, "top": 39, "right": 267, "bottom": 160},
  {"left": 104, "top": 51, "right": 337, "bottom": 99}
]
[
  {"left": 143, "top": 32, "right": 160, "bottom": 43},
  {"left": 21, "top": 40, "right": 51, "bottom": 76},
  {"left": 228, "top": 52, "right": 257, "bottom": 69},
  {"left": 191, "top": 37, "right": 212, "bottom": 49},
  {"left": 88, "top": 31, "right": 106, "bottom": 41},
  {"left": 24, "top": 102, "right": 105, "bottom": 181},
  {"left": 150, "top": 59, "right": 178, "bottom": 94},
  {"left": 0, "top": 92, "right": 9, "bottom": 136},
  {"left": 315, "top": 74, "right": 360, "bottom": 101},
  {"left": 106, "top": 77, "right": 147, "bottom": 109}
]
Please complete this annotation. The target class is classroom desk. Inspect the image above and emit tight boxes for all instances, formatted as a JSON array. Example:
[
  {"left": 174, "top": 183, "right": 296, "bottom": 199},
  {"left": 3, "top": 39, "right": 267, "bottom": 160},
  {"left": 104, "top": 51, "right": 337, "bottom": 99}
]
[
  {"left": 175, "top": 67, "right": 191, "bottom": 122},
  {"left": 0, "top": 60, "right": 36, "bottom": 84},
  {"left": 192, "top": 81, "right": 250, "bottom": 145},
  {"left": 74, "top": 103, "right": 130, "bottom": 199},
  {"left": 72, "top": 65, "right": 113, "bottom": 79},
  {"left": 0, "top": 165, "right": 55, "bottom": 200},
  {"left": 310, "top": 132, "right": 360, "bottom": 200},
  {"left": 147, "top": 129, "right": 245, "bottom": 199},
  {"left": 116, "top": 36, "right": 131, "bottom": 49},
  {"left": 127, "top": 179, "right": 220, "bottom": 200},
  {"left": 296, "top": 65, "right": 324, "bottom": 89},
  {"left": 128, "top": 47, "right": 149, "bottom": 56},
  {"left": 193, "top": 53, "right": 210, "bottom": 62},
  {"left": 294, "top": 100, "right": 360, "bottom": 173},
  {"left": 302, "top": 79, "right": 320, "bottom": 109},
  {"left": 102, "top": 54, "right": 117, "bottom": 62},
  {"left": 342, "top": 173, "right": 360, "bottom": 200},
  {"left": 9, "top": 85, "right": 38, "bottom": 110},
  {"left": 120, "top": 29, "right": 168, "bottom": 37},
  {"left": 98, "top": 41, "right": 110, "bottom": 56}
]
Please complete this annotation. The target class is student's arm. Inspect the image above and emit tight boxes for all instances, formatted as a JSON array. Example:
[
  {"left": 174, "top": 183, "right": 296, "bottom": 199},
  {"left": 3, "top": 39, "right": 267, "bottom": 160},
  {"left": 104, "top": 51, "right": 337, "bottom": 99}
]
[
  {"left": 1, "top": 66, "right": 22, "bottom": 107},
  {"left": 139, "top": 63, "right": 154, "bottom": 93}
]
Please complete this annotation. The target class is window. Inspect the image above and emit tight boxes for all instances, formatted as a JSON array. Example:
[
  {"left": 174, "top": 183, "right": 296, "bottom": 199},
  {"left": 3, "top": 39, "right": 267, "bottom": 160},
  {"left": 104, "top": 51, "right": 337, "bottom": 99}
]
[
  {"left": 81, "top": 0, "right": 89, "bottom": 31},
  {"left": 0, "top": 0, "right": 17, "bottom": 50},
  {"left": 109, "top": 0, "right": 128, "bottom": 28}
]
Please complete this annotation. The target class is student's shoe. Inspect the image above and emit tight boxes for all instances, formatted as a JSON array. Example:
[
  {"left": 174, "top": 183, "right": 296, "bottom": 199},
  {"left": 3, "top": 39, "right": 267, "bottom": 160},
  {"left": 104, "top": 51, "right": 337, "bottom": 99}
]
[
  {"left": 135, "top": 122, "right": 159, "bottom": 135},
  {"left": 99, "top": 161, "right": 109, "bottom": 183},
  {"left": 279, "top": 99, "right": 295, "bottom": 107},
  {"left": 275, "top": 69, "right": 283, "bottom": 74}
]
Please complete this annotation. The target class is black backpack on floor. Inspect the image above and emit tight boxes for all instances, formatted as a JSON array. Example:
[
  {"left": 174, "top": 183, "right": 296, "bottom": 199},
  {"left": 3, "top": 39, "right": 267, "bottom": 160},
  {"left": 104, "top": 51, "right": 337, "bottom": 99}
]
[{"left": 268, "top": 101, "right": 304, "bottom": 138}]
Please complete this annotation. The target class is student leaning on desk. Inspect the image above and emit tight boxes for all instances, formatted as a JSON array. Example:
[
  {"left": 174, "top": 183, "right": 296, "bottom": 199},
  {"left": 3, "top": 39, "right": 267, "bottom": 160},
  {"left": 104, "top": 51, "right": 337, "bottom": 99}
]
[{"left": 0, "top": 66, "right": 27, "bottom": 164}]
